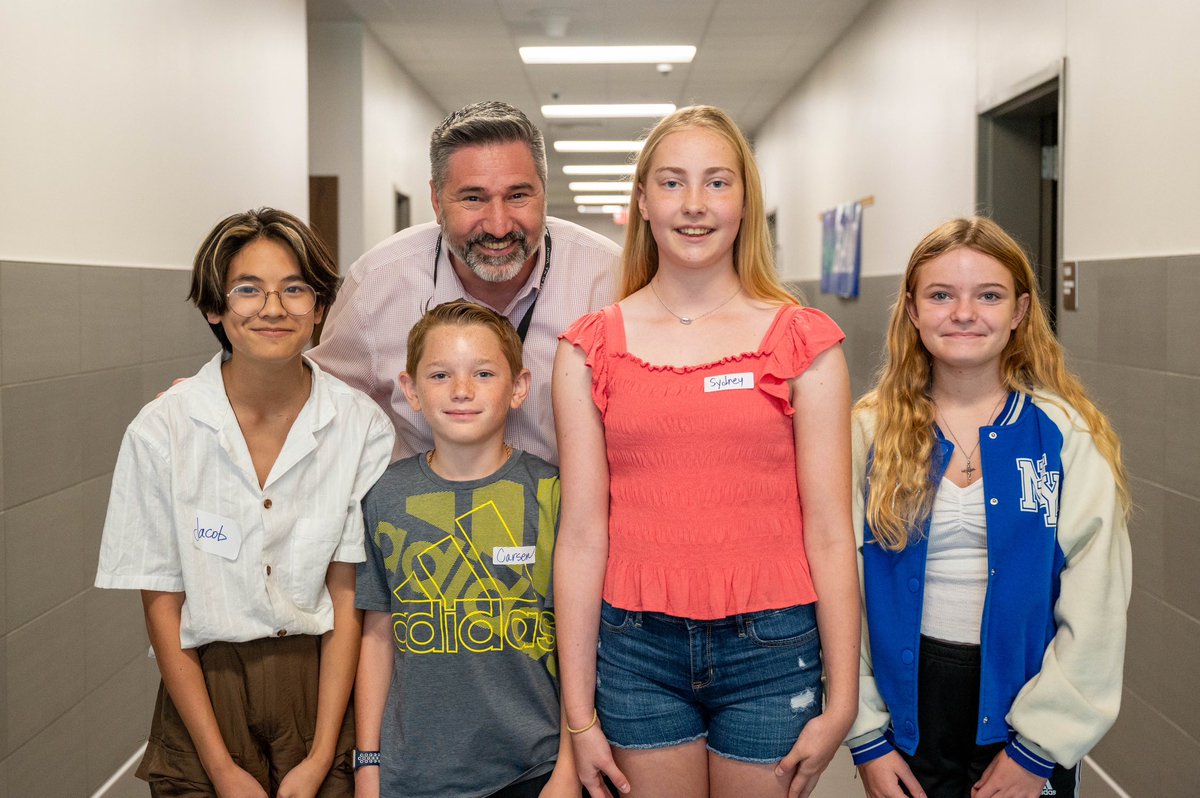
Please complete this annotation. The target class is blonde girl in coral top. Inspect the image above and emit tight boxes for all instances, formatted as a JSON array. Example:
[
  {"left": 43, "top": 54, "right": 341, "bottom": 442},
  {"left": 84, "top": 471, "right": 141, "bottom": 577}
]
[{"left": 552, "top": 106, "right": 860, "bottom": 798}]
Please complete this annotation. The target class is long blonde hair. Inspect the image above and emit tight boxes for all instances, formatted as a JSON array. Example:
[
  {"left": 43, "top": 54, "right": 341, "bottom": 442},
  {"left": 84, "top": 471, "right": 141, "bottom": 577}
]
[
  {"left": 620, "top": 105, "right": 795, "bottom": 305},
  {"left": 857, "top": 217, "right": 1130, "bottom": 550}
]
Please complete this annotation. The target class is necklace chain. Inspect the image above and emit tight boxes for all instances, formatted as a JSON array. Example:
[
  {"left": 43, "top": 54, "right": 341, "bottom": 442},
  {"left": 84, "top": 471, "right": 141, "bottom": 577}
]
[
  {"left": 934, "top": 393, "right": 1006, "bottom": 484},
  {"left": 649, "top": 279, "right": 740, "bottom": 325}
]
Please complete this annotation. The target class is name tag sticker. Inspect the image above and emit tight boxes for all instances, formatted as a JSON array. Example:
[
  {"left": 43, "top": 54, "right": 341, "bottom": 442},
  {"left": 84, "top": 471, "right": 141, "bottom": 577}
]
[
  {"left": 704, "top": 372, "right": 755, "bottom": 393},
  {"left": 493, "top": 546, "right": 536, "bottom": 565},
  {"left": 192, "top": 510, "right": 242, "bottom": 561}
]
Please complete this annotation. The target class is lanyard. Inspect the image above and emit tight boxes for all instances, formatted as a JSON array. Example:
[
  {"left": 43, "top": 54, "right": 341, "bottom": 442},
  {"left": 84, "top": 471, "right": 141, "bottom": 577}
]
[{"left": 431, "top": 231, "right": 553, "bottom": 343}]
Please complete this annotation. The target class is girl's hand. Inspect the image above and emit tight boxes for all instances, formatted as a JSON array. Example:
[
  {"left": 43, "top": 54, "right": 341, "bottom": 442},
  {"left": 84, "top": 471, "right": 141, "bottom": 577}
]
[
  {"left": 571, "top": 725, "right": 630, "bottom": 797},
  {"left": 858, "top": 751, "right": 926, "bottom": 798},
  {"left": 774, "top": 712, "right": 851, "bottom": 798},
  {"left": 971, "top": 750, "right": 1046, "bottom": 798}
]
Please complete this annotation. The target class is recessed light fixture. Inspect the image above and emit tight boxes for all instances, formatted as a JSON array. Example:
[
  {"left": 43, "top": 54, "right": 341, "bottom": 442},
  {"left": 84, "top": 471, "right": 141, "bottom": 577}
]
[
  {"left": 542, "top": 103, "right": 675, "bottom": 119},
  {"left": 563, "top": 164, "right": 636, "bottom": 176},
  {"left": 575, "top": 195, "right": 632, "bottom": 205},
  {"left": 520, "top": 45, "right": 696, "bottom": 64},
  {"left": 568, "top": 181, "right": 633, "bottom": 193},
  {"left": 577, "top": 205, "right": 628, "bottom": 214},
  {"left": 554, "top": 141, "right": 644, "bottom": 153}
]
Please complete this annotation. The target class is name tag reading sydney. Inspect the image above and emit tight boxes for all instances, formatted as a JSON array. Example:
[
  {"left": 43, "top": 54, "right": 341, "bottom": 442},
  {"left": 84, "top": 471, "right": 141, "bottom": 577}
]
[
  {"left": 704, "top": 372, "right": 754, "bottom": 393},
  {"left": 193, "top": 510, "right": 242, "bottom": 561},
  {"left": 493, "top": 546, "right": 536, "bottom": 565}
]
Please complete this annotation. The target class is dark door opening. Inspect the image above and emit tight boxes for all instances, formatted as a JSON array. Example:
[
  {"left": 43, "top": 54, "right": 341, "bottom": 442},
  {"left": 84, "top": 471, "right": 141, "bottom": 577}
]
[
  {"left": 395, "top": 191, "right": 411, "bottom": 233},
  {"left": 977, "top": 69, "right": 1062, "bottom": 332}
]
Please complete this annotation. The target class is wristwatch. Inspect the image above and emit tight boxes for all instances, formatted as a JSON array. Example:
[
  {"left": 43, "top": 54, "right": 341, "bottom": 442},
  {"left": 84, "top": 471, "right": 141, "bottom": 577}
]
[{"left": 353, "top": 749, "right": 381, "bottom": 770}]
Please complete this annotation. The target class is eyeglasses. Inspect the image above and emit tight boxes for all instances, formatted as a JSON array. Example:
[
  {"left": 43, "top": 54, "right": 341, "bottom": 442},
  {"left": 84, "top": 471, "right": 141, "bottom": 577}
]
[{"left": 225, "top": 283, "right": 319, "bottom": 317}]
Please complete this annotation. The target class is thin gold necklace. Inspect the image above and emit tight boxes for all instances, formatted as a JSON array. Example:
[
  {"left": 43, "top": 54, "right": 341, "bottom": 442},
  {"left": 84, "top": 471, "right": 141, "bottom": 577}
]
[
  {"left": 934, "top": 393, "right": 1006, "bottom": 483},
  {"left": 649, "top": 279, "right": 740, "bottom": 325}
]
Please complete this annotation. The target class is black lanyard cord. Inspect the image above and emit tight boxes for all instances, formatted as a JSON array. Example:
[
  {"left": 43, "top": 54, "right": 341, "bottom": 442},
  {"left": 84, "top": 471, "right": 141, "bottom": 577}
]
[{"left": 431, "top": 231, "right": 552, "bottom": 343}]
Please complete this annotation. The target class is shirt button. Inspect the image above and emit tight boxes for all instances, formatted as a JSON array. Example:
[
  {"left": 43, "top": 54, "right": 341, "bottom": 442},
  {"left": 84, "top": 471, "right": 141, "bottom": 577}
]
[
  {"left": 277, "top": 629, "right": 287, "bottom": 637},
  {"left": 982, "top": 716, "right": 990, "bottom": 724},
  {"left": 907, "top": 577, "right": 920, "bottom": 593},
  {"left": 990, "top": 568, "right": 996, "bottom": 576},
  {"left": 989, "top": 498, "right": 998, "bottom": 506},
  {"left": 988, "top": 432, "right": 997, "bottom": 439},
  {"left": 263, "top": 498, "right": 273, "bottom": 509},
  {"left": 265, "top": 565, "right": 272, "bottom": 576},
  {"left": 901, "top": 649, "right": 914, "bottom": 665}
]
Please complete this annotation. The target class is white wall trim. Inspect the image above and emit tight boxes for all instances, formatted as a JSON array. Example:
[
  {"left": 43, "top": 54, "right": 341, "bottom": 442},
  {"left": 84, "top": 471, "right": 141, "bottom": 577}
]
[{"left": 90, "top": 742, "right": 147, "bottom": 798}]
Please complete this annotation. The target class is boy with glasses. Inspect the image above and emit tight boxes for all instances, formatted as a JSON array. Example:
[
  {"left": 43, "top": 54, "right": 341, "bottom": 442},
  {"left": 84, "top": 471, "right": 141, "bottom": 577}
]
[{"left": 96, "top": 208, "right": 394, "bottom": 797}]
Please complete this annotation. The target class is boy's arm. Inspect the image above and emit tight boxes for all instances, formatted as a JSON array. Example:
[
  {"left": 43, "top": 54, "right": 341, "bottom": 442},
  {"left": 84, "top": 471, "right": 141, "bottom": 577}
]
[
  {"left": 141, "top": 590, "right": 267, "bottom": 798},
  {"left": 354, "top": 610, "right": 395, "bottom": 798},
  {"left": 539, "top": 676, "right": 582, "bottom": 797},
  {"left": 278, "top": 561, "right": 363, "bottom": 798}
]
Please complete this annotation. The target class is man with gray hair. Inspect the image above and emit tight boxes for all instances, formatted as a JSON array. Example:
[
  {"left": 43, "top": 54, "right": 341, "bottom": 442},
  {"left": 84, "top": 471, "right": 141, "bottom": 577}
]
[{"left": 311, "top": 101, "right": 620, "bottom": 463}]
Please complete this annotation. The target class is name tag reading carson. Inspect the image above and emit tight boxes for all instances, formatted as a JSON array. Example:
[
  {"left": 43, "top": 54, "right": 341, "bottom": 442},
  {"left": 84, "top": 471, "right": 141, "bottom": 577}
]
[
  {"left": 704, "top": 372, "right": 755, "bottom": 393},
  {"left": 192, "top": 510, "right": 242, "bottom": 561},
  {"left": 493, "top": 546, "right": 536, "bottom": 565}
]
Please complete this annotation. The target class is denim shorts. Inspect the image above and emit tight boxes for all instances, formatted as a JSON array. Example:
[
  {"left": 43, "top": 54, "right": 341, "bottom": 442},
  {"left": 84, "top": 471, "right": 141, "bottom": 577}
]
[{"left": 595, "top": 600, "right": 822, "bottom": 763}]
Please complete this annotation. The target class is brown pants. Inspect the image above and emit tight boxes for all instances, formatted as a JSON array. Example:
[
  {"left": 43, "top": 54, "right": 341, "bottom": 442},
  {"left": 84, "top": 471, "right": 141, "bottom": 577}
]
[{"left": 136, "top": 634, "right": 354, "bottom": 797}]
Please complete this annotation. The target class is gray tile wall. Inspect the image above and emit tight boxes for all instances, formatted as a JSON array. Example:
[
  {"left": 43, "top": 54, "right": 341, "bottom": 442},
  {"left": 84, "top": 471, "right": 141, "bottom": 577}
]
[
  {"left": 796, "top": 257, "right": 1200, "bottom": 796},
  {"left": 0, "top": 260, "right": 215, "bottom": 795},
  {"left": 1064, "top": 254, "right": 1200, "bottom": 797}
]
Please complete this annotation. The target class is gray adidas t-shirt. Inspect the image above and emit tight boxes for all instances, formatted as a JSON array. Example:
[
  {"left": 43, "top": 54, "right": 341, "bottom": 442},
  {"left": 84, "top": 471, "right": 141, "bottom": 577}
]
[{"left": 356, "top": 450, "right": 561, "bottom": 798}]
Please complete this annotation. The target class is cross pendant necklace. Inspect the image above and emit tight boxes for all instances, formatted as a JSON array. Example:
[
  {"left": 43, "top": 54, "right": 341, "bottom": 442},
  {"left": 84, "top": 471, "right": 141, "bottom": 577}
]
[{"left": 934, "top": 393, "right": 1006, "bottom": 484}]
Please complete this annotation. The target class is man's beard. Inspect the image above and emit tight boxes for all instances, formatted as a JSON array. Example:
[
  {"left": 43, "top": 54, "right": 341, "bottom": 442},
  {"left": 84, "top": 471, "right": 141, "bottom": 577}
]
[{"left": 448, "top": 229, "right": 534, "bottom": 283}]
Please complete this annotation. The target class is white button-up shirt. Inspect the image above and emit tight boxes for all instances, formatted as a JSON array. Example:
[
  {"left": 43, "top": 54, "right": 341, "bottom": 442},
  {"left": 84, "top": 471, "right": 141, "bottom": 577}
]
[
  {"left": 95, "top": 353, "right": 394, "bottom": 649},
  {"left": 309, "top": 217, "right": 619, "bottom": 463}
]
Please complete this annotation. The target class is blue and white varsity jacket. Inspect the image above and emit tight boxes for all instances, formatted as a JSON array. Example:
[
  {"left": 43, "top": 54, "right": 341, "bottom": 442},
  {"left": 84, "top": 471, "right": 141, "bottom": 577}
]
[{"left": 846, "top": 391, "right": 1131, "bottom": 779}]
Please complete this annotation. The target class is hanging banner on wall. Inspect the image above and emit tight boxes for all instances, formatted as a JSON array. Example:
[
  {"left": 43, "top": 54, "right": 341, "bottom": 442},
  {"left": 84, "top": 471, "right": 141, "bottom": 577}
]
[{"left": 820, "top": 199, "right": 866, "bottom": 298}]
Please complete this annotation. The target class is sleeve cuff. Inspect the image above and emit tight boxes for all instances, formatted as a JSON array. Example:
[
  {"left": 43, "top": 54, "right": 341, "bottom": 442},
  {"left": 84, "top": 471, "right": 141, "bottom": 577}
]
[
  {"left": 1006, "top": 735, "right": 1057, "bottom": 779},
  {"left": 849, "top": 732, "right": 895, "bottom": 766}
]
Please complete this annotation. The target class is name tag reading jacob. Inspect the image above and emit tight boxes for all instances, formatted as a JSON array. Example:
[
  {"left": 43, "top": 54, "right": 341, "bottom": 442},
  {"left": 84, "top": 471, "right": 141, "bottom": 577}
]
[
  {"left": 192, "top": 510, "right": 242, "bottom": 561},
  {"left": 704, "top": 372, "right": 754, "bottom": 393},
  {"left": 493, "top": 546, "right": 536, "bottom": 565}
]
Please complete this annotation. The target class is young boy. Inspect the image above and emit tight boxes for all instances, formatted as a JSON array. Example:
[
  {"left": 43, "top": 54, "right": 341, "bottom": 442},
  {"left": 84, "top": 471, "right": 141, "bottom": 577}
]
[
  {"left": 353, "top": 301, "right": 577, "bottom": 798},
  {"left": 95, "top": 208, "right": 394, "bottom": 797}
]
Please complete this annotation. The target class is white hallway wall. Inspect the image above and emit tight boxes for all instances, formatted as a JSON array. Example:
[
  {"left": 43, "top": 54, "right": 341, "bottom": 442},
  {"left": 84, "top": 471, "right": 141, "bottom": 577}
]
[
  {"left": 308, "top": 21, "right": 445, "bottom": 268},
  {"left": 757, "top": 0, "right": 1200, "bottom": 283},
  {"left": 0, "top": 0, "right": 310, "bottom": 269}
]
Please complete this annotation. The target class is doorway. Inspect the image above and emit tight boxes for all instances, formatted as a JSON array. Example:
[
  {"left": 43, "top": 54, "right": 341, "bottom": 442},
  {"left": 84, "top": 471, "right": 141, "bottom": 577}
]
[{"left": 977, "top": 62, "right": 1063, "bottom": 331}]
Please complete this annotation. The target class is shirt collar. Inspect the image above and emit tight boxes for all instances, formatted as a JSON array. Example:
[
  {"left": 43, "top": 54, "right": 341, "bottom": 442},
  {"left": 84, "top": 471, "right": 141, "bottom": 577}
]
[{"left": 185, "top": 351, "right": 335, "bottom": 434}]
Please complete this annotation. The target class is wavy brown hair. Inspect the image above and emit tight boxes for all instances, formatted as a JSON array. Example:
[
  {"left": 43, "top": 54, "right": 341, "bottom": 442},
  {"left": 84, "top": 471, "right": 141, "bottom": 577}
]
[
  {"left": 620, "top": 105, "right": 796, "bottom": 305},
  {"left": 856, "top": 217, "right": 1130, "bottom": 550}
]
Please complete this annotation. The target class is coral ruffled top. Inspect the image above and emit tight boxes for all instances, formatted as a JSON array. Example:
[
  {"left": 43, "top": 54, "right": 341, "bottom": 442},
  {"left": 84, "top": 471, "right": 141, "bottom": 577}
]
[{"left": 561, "top": 303, "right": 845, "bottom": 619}]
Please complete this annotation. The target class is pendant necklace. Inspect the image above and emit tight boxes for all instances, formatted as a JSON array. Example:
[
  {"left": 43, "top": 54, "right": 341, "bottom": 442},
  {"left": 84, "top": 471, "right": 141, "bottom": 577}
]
[
  {"left": 650, "top": 279, "right": 740, "bottom": 325},
  {"left": 428, "top": 443, "right": 513, "bottom": 470},
  {"left": 934, "top": 393, "right": 1006, "bottom": 483}
]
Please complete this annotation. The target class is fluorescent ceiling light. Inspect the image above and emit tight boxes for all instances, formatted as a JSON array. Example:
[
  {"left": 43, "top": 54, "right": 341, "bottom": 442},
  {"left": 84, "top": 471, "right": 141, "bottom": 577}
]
[
  {"left": 521, "top": 46, "right": 696, "bottom": 64},
  {"left": 568, "top": 181, "right": 633, "bottom": 193},
  {"left": 577, "top": 205, "right": 627, "bottom": 214},
  {"left": 554, "top": 140, "right": 644, "bottom": 153},
  {"left": 575, "top": 195, "right": 632, "bottom": 205},
  {"left": 563, "top": 164, "right": 636, "bottom": 176},
  {"left": 543, "top": 103, "right": 675, "bottom": 119}
]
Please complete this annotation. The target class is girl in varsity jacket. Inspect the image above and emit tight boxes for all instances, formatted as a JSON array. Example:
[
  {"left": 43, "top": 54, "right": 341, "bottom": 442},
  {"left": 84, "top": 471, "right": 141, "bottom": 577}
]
[{"left": 847, "top": 217, "right": 1131, "bottom": 798}]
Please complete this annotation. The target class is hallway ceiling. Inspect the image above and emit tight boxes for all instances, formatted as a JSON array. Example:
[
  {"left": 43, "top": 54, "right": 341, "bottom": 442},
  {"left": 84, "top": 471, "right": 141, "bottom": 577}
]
[{"left": 307, "top": 0, "right": 872, "bottom": 224}]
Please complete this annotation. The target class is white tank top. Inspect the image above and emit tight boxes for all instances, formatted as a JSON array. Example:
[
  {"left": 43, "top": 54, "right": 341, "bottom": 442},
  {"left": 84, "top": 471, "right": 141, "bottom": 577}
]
[{"left": 921, "top": 477, "right": 989, "bottom": 644}]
